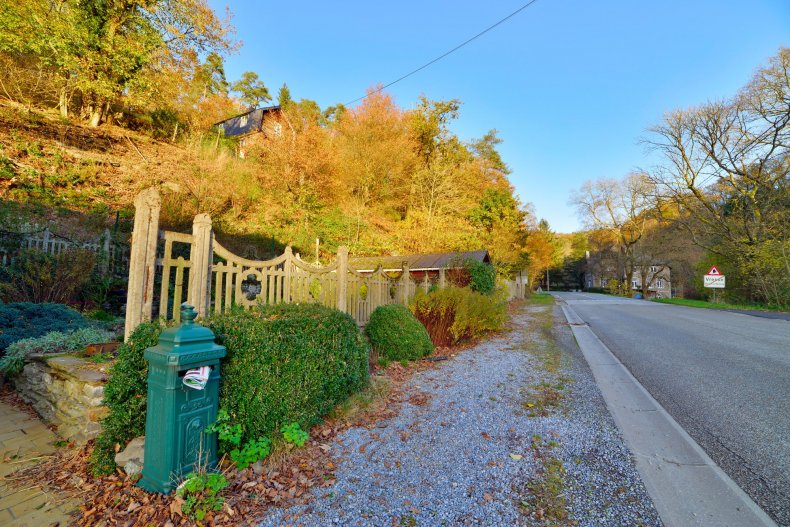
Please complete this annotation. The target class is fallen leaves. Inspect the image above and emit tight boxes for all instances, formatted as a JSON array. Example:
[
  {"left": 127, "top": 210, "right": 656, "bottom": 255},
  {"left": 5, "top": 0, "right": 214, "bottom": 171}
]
[{"left": 509, "top": 453, "right": 523, "bottom": 460}]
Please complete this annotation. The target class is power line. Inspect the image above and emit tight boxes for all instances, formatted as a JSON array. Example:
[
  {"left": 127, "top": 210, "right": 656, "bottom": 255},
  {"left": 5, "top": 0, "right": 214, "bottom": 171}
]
[{"left": 344, "top": 0, "right": 542, "bottom": 106}]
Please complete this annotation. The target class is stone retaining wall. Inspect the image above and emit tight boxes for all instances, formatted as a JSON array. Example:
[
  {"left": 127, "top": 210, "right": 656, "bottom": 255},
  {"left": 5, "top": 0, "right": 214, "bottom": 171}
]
[{"left": 12, "top": 355, "right": 109, "bottom": 443}]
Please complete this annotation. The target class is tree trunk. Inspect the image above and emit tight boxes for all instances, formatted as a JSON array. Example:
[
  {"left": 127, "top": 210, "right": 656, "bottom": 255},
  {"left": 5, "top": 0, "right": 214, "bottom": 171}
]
[
  {"left": 88, "top": 106, "right": 102, "bottom": 127},
  {"left": 103, "top": 99, "right": 114, "bottom": 126},
  {"left": 86, "top": 95, "right": 106, "bottom": 127},
  {"left": 58, "top": 86, "right": 69, "bottom": 119}
]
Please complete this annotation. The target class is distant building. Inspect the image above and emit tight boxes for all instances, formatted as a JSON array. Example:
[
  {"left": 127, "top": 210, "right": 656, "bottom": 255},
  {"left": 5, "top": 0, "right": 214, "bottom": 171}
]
[
  {"left": 214, "top": 105, "right": 282, "bottom": 158},
  {"left": 583, "top": 250, "right": 672, "bottom": 298}
]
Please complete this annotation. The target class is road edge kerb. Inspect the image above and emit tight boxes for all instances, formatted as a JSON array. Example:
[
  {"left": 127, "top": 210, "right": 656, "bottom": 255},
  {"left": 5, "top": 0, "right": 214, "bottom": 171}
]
[{"left": 557, "top": 300, "right": 779, "bottom": 527}]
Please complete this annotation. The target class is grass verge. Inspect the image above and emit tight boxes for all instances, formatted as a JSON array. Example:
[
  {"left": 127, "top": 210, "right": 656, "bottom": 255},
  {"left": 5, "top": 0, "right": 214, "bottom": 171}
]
[
  {"left": 528, "top": 293, "right": 555, "bottom": 304},
  {"left": 653, "top": 297, "right": 788, "bottom": 312}
]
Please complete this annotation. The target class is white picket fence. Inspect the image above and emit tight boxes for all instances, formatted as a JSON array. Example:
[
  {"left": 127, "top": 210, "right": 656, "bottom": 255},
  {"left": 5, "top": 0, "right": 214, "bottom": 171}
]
[{"left": 0, "top": 227, "right": 129, "bottom": 276}]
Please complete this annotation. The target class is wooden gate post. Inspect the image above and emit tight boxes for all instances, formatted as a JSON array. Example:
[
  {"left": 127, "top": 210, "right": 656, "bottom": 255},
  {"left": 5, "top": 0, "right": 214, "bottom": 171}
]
[
  {"left": 336, "top": 246, "right": 348, "bottom": 313},
  {"left": 188, "top": 213, "right": 213, "bottom": 318},
  {"left": 400, "top": 261, "right": 410, "bottom": 305},
  {"left": 124, "top": 188, "right": 161, "bottom": 341},
  {"left": 439, "top": 268, "right": 446, "bottom": 289},
  {"left": 283, "top": 246, "right": 293, "bottom": 303}
]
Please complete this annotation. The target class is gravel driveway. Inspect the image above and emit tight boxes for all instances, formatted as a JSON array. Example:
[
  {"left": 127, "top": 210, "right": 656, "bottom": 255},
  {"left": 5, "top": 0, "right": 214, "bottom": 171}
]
[{"left": 259, "top": 301, "right": 662, "bottom": 527}]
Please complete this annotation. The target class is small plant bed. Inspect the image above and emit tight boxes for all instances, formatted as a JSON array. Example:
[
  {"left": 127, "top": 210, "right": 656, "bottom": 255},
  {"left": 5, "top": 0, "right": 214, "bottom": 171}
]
[{"left": 0, "top": 327, "right": 119, "bottom": 376}]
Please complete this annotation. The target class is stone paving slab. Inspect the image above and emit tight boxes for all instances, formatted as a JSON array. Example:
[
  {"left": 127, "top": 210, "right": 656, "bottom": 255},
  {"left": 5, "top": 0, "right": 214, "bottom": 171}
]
[{"left": 0, "top": 400, "right": 77, "bottom": 526}]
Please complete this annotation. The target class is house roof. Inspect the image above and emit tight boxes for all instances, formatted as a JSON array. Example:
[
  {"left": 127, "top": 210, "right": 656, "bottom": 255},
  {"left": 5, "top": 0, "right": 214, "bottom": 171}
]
[
  {"left": 350, "top": 250, "right": 490, "bottom": 272},
  {"left": 215, "top": 106, "right": 281, "bottom": 137}
]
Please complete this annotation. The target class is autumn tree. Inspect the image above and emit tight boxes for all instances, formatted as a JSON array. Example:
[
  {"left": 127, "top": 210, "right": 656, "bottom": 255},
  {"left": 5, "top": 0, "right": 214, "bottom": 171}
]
[
  {"left": 335, "top": 90, "right": 416, "bottom": 250},
  {"left": 526, "top": 219, "right": 562, "bottom": 290},
  {"left": 469, "top": 188, "right": 528, "bottom": 273},
  {"left": 0, "top": 0, "right": 236, "bottom": 125},
  {"left": 249, "top": 100, "right": 338, "bottom": 239}
]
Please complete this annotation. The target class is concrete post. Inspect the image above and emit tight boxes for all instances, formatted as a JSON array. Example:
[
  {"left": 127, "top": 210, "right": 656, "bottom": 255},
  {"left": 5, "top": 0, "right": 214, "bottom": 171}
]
[
  {"left": 188, "top": 213, "right": 213, "bottom": 318},
  {"left": 125, "top": 188, "right": 161, "bottom": 341},
  {"left": 336, "top": 246, "right": 348, "bottom": 313},
  {"left": 439, "top": 268, "right": 446, "bottom": 289}
]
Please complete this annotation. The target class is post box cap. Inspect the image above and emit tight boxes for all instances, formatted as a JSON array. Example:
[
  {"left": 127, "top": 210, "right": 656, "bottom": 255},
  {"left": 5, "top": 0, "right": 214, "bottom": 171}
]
[{"left": 145, "top": 304, "right": 226, "bottom": 364}]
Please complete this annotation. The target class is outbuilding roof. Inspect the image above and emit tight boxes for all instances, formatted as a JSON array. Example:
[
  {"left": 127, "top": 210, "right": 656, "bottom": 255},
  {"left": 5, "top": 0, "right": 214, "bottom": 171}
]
[
  {"left": 215, "top": 106, "right": 281, "bottom": 137},
  {"left": 350, "top": 250, "right": 490, "bottom": 272}
]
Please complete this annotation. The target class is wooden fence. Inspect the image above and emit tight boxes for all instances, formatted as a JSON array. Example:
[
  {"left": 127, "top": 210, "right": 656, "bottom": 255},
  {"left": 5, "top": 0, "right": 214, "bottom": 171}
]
[
  {"left": 124, "top": 188, "right": 527, "bottom": 340},
  {"left": 0, "top": 226, "right": 129, "bottom": 276}
]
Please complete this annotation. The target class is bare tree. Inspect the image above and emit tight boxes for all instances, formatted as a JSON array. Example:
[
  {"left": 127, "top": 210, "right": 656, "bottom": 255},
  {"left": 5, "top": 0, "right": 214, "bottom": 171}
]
[
  {"left": 645, "top": 48, "right": 789, "bottom": 305},
  {"left": 572, "top": 173, "right": 656, "bottom": 294}
]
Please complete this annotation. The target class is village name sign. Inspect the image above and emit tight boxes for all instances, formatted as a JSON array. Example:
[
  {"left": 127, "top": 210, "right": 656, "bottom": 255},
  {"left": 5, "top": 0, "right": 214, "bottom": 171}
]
[{"left": 703, "top": 266, "right": 726, "bottom": 289}]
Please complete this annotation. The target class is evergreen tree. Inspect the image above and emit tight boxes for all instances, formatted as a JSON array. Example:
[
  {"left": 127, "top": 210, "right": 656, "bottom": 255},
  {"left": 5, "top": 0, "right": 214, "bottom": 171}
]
[{"left": 232, "top": 71, "right": 271, "bottom": 109}]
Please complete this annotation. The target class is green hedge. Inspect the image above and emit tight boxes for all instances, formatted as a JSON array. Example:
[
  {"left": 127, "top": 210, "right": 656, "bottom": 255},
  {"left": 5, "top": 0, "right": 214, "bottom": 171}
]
[
  {"left": 366, "top": 304, "right": 433, "bottom": 362},
  {"left": 463, "top": 259, "right": 496, "bottom": 294},
  {"left": 207, "top": 303, "right": 369, "bottom": 446},
  {"left": 90, "top": 320, "right": 163, "bottom": 475},
  {"left": 0, "top": 302, "right": 89, "bottom": 351}
]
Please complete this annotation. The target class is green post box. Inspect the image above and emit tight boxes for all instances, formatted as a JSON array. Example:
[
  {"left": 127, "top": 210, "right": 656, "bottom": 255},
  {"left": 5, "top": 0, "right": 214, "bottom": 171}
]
[{"left": 137, "top": 304, "right": 226, "bottom": 494}]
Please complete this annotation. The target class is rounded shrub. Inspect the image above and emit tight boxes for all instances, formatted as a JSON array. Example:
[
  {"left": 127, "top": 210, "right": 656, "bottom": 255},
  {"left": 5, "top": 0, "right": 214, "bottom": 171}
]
[
  {"left": 207, "top": 303, "right": 369, "bottom": 445},
  {"left": 90, "top": 320, "right": 164, "bottom": 475},
  {"left": 365, "top": 304, "right": 433, "bottom": 362}
]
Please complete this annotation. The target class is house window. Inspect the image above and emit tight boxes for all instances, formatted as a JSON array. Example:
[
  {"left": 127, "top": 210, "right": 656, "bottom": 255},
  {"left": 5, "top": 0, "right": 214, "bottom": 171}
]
[
  {"left": 273, "top": 122, "right": 283, "bottom": 136},
  {"left": 650, "top": 266, "right": 657, "bottom": 273},
  {"left": 239, "top": 115, "right": 248, "bottom": 127},
  {"left": 632, "top": 280, "right": 638, "bottom": 289},
  {"left": 656, "top": 279, "right": 664, "bottom": 289}
]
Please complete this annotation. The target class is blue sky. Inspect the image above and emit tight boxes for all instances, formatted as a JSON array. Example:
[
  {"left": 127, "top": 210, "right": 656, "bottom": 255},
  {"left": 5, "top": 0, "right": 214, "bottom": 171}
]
[{"left": 209, "top": 0, "right": 789, "bottom": 232}]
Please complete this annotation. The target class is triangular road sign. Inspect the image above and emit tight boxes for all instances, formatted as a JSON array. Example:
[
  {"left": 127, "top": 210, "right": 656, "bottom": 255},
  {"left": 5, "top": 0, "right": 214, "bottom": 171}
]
[{"left": 707, "top": 266, "right": 721, "bottom": 275}]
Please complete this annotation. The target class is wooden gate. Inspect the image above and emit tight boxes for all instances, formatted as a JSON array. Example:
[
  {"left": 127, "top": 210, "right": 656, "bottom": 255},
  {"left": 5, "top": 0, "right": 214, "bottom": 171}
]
[{"left": 124, "top": 189, "right": 413, "bottom": 339}]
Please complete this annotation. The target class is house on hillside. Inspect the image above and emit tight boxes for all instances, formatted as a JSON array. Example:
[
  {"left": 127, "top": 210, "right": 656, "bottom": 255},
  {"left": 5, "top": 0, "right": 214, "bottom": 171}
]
[{"left": 214, "top": 105, "right": 282, "bottom": 158}]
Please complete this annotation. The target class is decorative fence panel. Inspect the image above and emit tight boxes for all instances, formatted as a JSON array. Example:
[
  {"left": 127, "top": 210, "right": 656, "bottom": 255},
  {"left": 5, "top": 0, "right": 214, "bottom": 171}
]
[{"left": 124, "top": 188, "right": 527, "bottom": 340}]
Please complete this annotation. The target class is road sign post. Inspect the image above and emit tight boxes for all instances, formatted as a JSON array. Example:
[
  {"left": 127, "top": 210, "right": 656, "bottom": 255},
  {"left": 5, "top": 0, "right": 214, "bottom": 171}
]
[{"left": 703, "top": 266, "right": 725, "bottom": 303}]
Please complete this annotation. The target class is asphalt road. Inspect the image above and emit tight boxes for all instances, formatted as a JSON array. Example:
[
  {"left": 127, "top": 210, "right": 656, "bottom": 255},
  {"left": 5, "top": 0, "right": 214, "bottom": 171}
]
[{"left": 552, "top": 292, "right": 790, "bottom": 526}]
